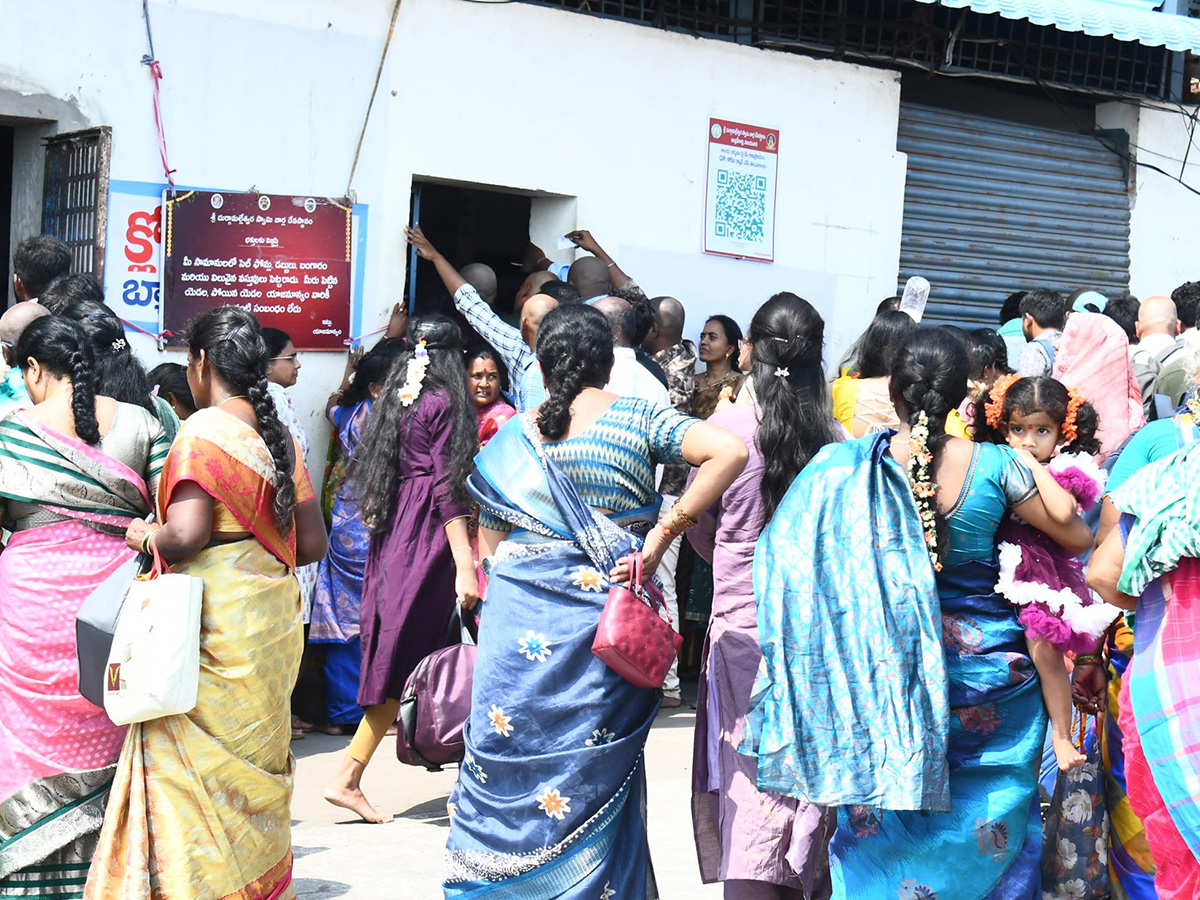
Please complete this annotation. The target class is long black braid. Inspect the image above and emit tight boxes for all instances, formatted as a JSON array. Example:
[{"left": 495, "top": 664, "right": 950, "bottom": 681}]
[
  {"left": 890, "top": 329, "right": 969, "bottom": 566},
  {"left": 14, "top": 316, "right": 101, "bottom": 445},
  {"left": 186, "top": 307, "right": 296, "bottom": 532},
  {"left": 535, "top": 305, "right": 614, "bottom": 440}
]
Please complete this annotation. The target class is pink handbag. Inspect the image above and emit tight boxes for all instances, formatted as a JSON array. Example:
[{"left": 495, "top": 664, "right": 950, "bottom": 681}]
[{"left": 592, "top": 551, "right": 683, "bottom": 689}]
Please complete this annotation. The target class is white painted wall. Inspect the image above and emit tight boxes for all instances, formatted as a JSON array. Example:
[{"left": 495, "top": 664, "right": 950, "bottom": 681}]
[
  {"left": 1, "top": 0, "right": 907, "bottom": 470},
  {"left": 385, "top": 0, "right": 907, "bottom": 365},
  {"left": 1098, "top": 100, "right": 1200, "bottom": 301}
]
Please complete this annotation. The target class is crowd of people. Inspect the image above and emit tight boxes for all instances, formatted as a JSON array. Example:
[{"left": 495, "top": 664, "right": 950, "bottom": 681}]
[{"left": 1, "top": 228, "right": 1199, "bottom": 900}]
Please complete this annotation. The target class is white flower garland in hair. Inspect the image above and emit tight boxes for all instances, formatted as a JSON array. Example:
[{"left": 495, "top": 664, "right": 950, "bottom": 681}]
[
  {"left": 907, "top": 411, "right": 942, "bottom": 572},
  {"left": 398, "top": 339, "right": 430, "bottom": 407}
]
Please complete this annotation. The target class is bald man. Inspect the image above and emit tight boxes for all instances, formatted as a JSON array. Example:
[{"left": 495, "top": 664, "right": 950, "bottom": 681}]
[
  {"left": 527, "top": 230, "right": 642, "bottom": 305},
  {"left": 568, "top": 256, "right": 611, "bottom": 303},
  {"left": 514, "top": 270, "right": 556, "bottom": 317},
  {"left": 1135, "top": 296, "right": 1180, "bottom": 351},
  {"left": 460, "top": 263, "right": 498, "bottom": 308},
  {"left": 407, "top": 224, "right": 548, "bottom": 410},
  {"left": 0, "top": 300, "right": 50, "bottom": 416},
  {"left": 519, "top": 294, "right": 557, "bottom": 352},
  {"left": 1132, "top": 295, "right": 1186, "bottom": 419}
]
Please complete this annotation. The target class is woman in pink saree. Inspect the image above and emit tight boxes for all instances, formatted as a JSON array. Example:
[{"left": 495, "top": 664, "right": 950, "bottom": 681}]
[
  {"left": 1052, "top": 311, "right": 1145, "bottom": 462},
  {"left": 0, "top": 317, "right": 168, "bottom": 896}
]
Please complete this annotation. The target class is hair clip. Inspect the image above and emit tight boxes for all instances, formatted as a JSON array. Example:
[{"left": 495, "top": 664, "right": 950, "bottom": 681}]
[
  {"left": 774, "top": 367, "right": 790, "bottom": 378},
  {"left": 111, "top": 337, "right": 127, "bottom": 353}
]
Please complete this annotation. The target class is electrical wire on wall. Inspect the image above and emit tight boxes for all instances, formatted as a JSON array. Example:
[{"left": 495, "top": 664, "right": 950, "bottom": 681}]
[
  {"left": 1033, "top": 77, "right": 1200, "bottom": 200},
  {"left": 345, "top": 0, "right": 404, "bottom": 200},
  {"left": 140, "top": 0, "right": 176, "bottom": 193}
]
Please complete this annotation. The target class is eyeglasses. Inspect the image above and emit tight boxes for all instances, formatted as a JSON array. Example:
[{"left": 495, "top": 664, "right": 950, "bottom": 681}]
[{"left": 270, "top": 354, "right": 299, "bottom": 364}]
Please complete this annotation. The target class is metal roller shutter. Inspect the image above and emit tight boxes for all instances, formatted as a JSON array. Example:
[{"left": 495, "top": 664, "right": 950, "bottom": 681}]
[{"left": 897, "top": 103, "right": 1131, "bottom": 326}]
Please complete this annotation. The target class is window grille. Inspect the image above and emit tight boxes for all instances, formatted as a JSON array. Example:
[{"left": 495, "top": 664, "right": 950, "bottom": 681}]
[
  {"left": 527, "top": 0, "right": 1176, "bottom": 100},
  {"left": 41, "top": 126, "right": 112, "bottom": 281}
]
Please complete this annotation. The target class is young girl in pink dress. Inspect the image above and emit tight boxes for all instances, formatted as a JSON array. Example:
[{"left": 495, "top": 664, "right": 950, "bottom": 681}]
[{"left": 975, "top": 374, "right": 1120, "bottom": 771}]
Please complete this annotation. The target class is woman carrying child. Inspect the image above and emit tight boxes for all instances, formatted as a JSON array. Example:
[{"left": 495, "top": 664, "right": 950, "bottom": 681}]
[{"left": 974, "top": 374, "right": 1119, "bottom": 771}]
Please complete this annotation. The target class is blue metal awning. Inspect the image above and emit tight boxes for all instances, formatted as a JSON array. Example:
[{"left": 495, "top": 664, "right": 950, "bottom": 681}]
[{"left": 913, "top": 0, "right": 1200, "bottom": 53}]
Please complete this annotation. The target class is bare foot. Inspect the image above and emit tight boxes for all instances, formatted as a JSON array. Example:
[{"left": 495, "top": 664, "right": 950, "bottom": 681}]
[
  {"left": 324, "top": 785, "right": 393, "bottom": 824},
  {"left": 1053, "top": 736, "right": 1086, "bottom": 771}
]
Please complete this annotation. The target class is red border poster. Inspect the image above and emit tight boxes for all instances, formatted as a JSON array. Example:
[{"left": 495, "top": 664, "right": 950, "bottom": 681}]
[
  {"left": 163, "top": 190, "right": 353, "bottom": 350},
  {"left": 703, "top": 118, "right": 780, "bottom": 262}
]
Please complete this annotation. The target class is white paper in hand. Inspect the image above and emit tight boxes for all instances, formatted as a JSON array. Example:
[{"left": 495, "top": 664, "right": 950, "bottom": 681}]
[{"left": 556, "top": 235, "right": 576, "bottom": 250}]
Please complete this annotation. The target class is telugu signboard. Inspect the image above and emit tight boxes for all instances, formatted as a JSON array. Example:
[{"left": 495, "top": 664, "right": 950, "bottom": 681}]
[
  {"left": 162, "top": 190, "right": 353, "bottom": 350},
  {"left": 703, "top": 118, "right": 779, "bottom": 262}
]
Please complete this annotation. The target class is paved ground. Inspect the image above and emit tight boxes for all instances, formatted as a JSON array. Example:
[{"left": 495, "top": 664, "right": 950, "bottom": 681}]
[{"left": 290, "top": 698, "right": 722, "bottom": 899}]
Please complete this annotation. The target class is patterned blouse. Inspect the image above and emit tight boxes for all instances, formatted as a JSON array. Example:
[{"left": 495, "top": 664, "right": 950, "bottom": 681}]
[{"left": 479, "top": 397, "right": 696, "bottom": 532}]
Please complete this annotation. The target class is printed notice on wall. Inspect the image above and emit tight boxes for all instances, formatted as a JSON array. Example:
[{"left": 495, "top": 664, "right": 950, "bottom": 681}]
[
  {"left": 163, "top": 191, "right": 353, "bottom": 350},
  {"left": 703, "top": 118, "right": 779, "bottom": 262}
]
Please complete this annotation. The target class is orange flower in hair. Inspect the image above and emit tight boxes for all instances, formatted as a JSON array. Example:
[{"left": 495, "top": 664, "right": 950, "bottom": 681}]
[
  {"left": 984, "top": 374, "right": 1021, "bottom": 429},
  {"left": 1061, "top": 386, "right": 1086, "bottom": 445}
]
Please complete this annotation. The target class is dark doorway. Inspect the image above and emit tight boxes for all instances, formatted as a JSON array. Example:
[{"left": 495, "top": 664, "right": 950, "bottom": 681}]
[
  {"left": 408, "top": 181, "right": 531, "bottom": 323},
  {"left": 0, "top": 126, "right": 13, "bottom": 308}
]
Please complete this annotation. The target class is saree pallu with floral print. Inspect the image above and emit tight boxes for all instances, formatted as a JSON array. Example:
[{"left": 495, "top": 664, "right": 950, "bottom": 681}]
[
  {"left": 829, "top": 561, "right": 1048, "bottom": 900},
  {"left": 444, "top": 419, "right": 662, "bottom": 899},
  {"left": 86, "top": 409, "right": 310, "bottom": 900},
  {"left": 0, "top": 413, "right": 158, "bottom": 898}
]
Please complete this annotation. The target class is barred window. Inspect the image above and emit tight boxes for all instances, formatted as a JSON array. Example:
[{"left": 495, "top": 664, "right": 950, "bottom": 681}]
[{"left": 42, "top": 126, "right": 112, "bottom": 280}]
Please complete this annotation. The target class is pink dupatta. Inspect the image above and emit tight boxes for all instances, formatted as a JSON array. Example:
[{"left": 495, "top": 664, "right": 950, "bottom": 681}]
[{"left": 1052, "top": 312, "right": 1145, "bottom": 462}]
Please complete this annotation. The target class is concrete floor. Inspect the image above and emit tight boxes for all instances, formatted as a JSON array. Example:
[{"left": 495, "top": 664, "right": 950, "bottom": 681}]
[{"left": 290, "top": 702, "right": 723, "bottom": 899}]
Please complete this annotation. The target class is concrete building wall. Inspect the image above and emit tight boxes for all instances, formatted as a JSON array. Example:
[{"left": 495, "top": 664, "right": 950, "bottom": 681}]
[
  {"left": 1099, "top": 100, "right": 1200, "bottom": 301},
  {"left": 0, "top": 0, "right": 908, "bottom": 468}
]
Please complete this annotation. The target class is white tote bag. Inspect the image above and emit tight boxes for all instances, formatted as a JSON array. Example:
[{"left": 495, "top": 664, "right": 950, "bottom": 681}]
[{"left": 103, "top": 548, "right": 203, "bottom": 726}]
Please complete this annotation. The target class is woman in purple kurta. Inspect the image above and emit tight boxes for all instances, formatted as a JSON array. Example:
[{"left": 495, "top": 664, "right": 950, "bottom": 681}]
[
  {"left": 324, "top": 317, "right": 480, "bottom": 824},
  {"left": 357, "top": 386, "right": 470, "bottom": 704},
  {"left": 688, "top": 294, "right": 841, "bottom": 900}
]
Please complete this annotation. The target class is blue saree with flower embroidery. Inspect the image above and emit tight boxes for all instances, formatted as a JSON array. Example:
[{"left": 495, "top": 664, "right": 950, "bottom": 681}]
[
  {"left": 443, "top": 413, "right": 672, "bottom": 899},
  {"left": 748, "top": 433, "right": 1048, "bottom": 900}
]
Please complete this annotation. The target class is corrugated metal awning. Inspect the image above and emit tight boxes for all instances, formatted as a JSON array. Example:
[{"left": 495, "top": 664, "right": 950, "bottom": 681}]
[{"left": 912, "top": 0, "right": 1200, "bottom": 53}]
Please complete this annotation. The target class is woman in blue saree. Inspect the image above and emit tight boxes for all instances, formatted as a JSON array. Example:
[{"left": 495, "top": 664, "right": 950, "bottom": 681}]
[
  {"left": 745, "top": 330, "right": 1093, "bottom": 900},
  {"left": 444, "top": 305, "right": 747, "bottom": 897}
]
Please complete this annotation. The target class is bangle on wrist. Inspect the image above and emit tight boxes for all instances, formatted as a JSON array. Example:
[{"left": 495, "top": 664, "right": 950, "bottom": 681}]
[
  {"left": 668, "top": 498, "right": 698, "bottom": 531},
  {"left": 451, "top": 544, "right": 472, "bottom": 554},
  {"left": 141, "top": 528, "right": 158, "bottom": 556},
  {"left": 1074, "top": 653, "right": 1104, "bottom": 666},
  {"left": 536, "top": 256, "right": 551, "bottom": 268}
]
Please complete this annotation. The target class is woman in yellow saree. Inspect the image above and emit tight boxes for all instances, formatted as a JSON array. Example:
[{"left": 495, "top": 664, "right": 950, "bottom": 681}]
[{"left": 86, "top": 307, "right": 328, "bottom": 900}]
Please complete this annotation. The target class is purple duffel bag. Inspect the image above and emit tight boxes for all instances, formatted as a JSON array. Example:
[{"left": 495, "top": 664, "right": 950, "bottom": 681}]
[{"left": 396, "top": 609, "right": 477, "bottom": 771}]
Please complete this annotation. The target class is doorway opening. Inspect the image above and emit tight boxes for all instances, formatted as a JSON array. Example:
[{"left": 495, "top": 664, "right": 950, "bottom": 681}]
[{"left": 409, "top": 180, "right": 532, "bottom": 323}]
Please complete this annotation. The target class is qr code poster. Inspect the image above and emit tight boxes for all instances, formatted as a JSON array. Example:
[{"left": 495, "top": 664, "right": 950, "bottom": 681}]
[{"left": 704, "top": 118, "right": 779, "bottom": 262}]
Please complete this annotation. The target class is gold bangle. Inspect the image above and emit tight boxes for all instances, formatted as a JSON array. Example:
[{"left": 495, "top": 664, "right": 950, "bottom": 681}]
[{"left": 669, "top": 499, "right": 698, "bottom": 531}]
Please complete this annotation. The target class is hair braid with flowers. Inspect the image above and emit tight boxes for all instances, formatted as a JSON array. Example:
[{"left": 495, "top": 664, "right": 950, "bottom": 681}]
[
  {"left": 891, "top": 330, "right": 971, "bottom": 570},
  {"left": 907, "top": 411, "right": 942, "bottom": 571}
]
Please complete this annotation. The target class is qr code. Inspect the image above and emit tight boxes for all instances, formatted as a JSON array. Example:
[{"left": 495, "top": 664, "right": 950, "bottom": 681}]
[{"left": 714, "top": 169, "right": 767, "bottom": 242}]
